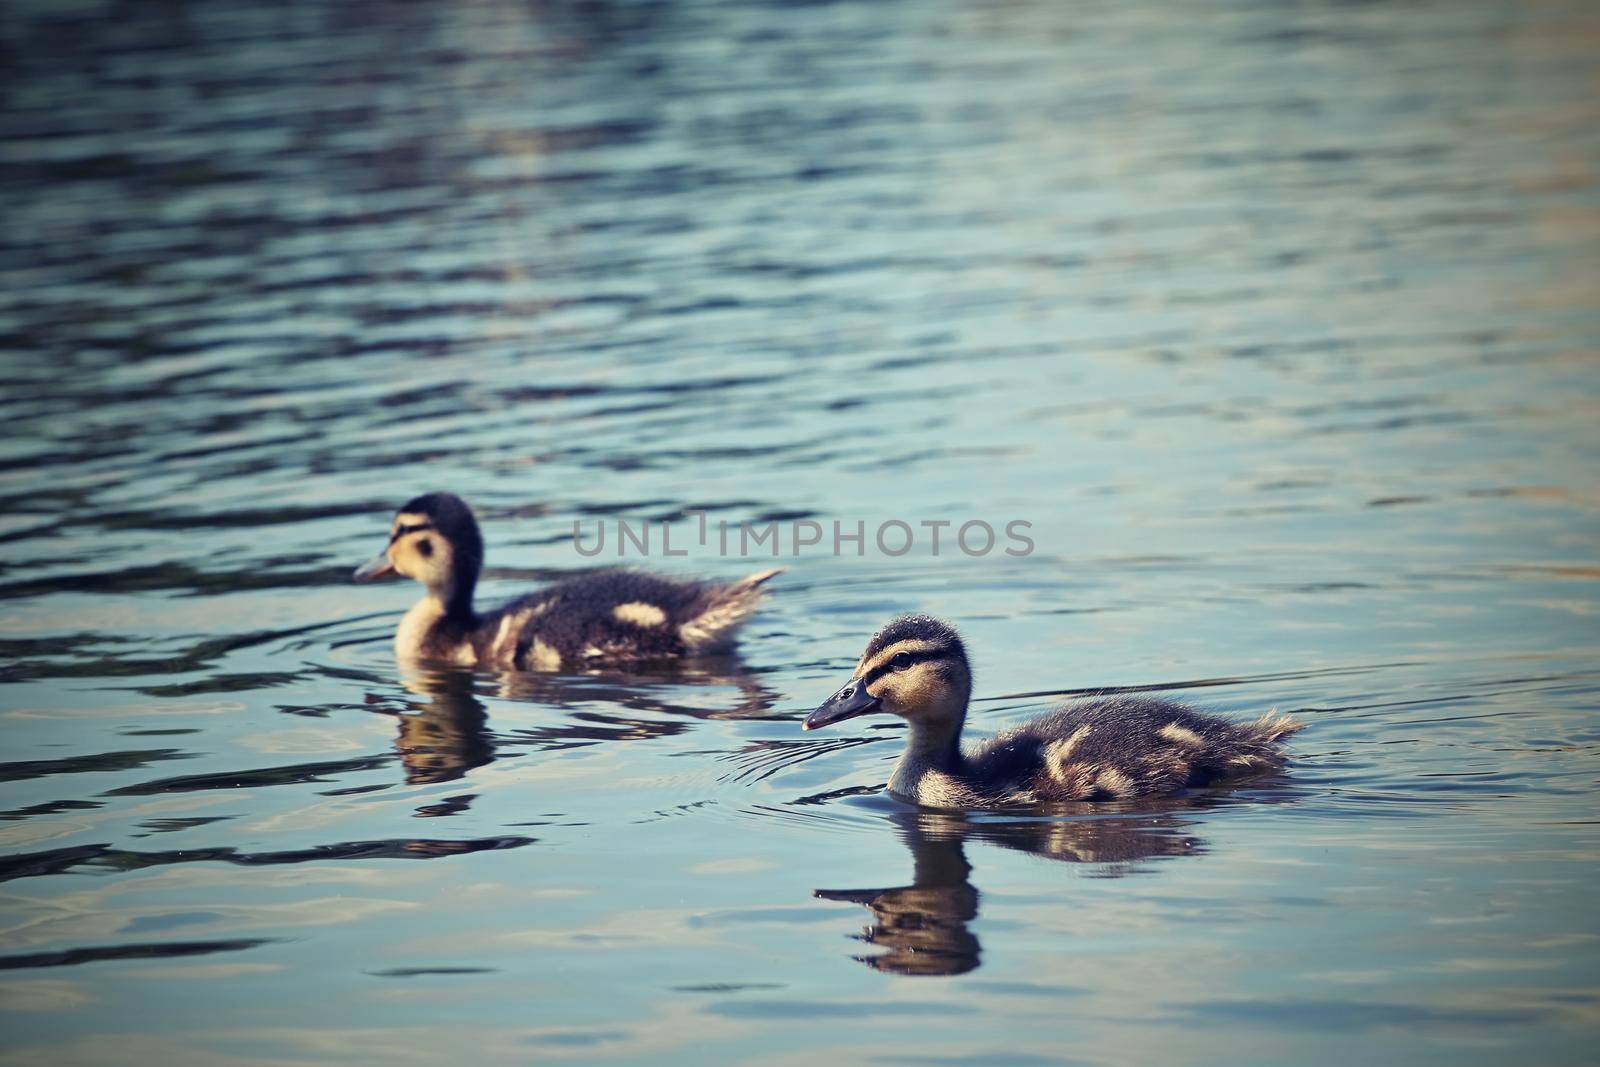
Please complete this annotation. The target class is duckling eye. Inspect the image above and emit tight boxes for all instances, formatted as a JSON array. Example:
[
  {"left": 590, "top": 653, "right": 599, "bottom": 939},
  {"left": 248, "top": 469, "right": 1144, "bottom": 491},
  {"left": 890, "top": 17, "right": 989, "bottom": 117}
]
[
  {"left": 891, "top": 652, "right": 913, "bottom": 671},
  {"left": 416, "top": 539, "right": 434, "bottom": 558}
]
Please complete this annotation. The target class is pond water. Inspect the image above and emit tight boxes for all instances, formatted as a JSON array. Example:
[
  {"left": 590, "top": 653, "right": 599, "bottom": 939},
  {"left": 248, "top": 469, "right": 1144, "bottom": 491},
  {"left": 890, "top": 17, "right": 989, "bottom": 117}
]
[{"left": 2, "top": 0, "right": 1598, "bottom": 1063}]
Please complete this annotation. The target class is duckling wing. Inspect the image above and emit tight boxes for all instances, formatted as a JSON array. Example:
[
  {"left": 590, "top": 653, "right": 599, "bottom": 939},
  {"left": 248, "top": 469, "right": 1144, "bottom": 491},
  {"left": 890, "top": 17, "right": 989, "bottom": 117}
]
[
  {"left": 487, "top": 567, "right": 779, "bottom": 666},
  {"left": 969, "top": 697, "right": 1304, "bottom": 801}
]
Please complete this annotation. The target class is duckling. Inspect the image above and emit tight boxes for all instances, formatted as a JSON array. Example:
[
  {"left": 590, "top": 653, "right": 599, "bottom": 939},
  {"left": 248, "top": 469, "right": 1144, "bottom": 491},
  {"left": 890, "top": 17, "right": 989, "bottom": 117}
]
[
  {"left": 804, "top": 614, "right": 1303, "bottom": 809},
  {"left": 353, "top": 492, "right": 780, "bottom": 669}
]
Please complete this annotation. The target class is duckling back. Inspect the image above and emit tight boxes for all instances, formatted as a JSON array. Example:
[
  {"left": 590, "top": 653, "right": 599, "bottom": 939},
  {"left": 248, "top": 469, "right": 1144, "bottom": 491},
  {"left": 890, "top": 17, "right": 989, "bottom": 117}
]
[
  {"left": 479, "top": 566, "right": 781, "bottom": 668},
  {"left": 968, "top": 696, "right": 1304, "bottom": 804}
]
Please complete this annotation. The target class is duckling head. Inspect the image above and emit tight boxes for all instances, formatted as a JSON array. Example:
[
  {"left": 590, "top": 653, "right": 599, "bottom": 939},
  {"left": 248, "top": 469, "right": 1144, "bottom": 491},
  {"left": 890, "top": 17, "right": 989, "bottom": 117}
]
[
  {"left": 353, "top": 492, "right": 484, "bottom": 608},
  {"left": 805, "top": 614, "right": 971, "bottom": 736}
]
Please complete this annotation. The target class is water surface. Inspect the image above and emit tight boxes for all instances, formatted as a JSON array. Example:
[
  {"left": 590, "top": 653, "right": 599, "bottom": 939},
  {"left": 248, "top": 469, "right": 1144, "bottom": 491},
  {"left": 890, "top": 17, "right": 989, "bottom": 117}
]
[{"left": 2, "top": 0, "right": 1599, "bottom": 1063}]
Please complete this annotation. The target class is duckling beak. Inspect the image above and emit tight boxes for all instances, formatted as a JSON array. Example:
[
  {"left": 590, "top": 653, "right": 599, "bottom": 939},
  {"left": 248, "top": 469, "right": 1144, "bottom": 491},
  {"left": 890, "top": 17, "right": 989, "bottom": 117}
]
[
  {"left": 352, "top": 552, "right": 396, "bottom": 582},
  {"left": 804, "top": 681, "right": 882, "bottom": 731}
]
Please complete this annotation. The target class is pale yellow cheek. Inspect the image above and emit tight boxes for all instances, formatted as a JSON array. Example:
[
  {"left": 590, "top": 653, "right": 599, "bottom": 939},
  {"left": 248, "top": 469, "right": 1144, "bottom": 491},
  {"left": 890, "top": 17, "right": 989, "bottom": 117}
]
[
  {"left": 394, "top": 541, "right": 453, "bottom": 586},
  {"left": 874, "top": 674, "right": 935, "bottom": 716}
]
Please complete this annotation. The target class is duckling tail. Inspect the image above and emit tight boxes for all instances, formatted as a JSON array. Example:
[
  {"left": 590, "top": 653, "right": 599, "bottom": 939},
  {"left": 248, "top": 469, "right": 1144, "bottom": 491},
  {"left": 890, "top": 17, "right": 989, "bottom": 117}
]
[
  {"left": 1196, "top": 709, "right": 1306, "bottom": 779},
  {"left": 738, "top": 566, "right": 786, "bottom": 592},
  {"left": 679, "top": 568, "right": 784, "bottom": 652},
  {"left": 1243, "top": 709, "right": 1306, "bottom": 745}
]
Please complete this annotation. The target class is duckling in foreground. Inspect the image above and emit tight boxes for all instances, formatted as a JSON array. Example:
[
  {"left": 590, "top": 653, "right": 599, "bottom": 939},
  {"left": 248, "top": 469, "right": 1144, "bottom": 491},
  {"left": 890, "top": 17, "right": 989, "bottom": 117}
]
[
  {"left": 354, "top": 492, "right": 780, "bottom": 668},
  {"left": 805, "top": 615, "right": 1303, "bottom": 809}
]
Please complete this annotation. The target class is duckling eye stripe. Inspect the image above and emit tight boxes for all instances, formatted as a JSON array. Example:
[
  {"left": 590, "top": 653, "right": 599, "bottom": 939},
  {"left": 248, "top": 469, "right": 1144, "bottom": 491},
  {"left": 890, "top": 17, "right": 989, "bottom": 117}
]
[
  {"left": 860, "top": 648, "right": 946, "bottom": 687},
  {"left": 390, "top": 522, "right": 436, "bottom": 543}
]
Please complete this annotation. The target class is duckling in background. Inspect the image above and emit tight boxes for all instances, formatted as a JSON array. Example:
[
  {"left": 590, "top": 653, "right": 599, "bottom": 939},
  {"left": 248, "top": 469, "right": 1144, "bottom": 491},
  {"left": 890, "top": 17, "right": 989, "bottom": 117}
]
[
  {"left": 354, "top": 492, "right": 780, "bottom": 669},
  {"left": 805, "top": 615, "right": 1303, "bottom": 809}
]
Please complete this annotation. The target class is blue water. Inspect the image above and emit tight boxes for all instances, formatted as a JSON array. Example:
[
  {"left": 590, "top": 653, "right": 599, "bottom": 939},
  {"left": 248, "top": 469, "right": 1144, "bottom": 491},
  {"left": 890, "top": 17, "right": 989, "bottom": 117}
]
[{"left": 2, "top": 0, "right": 1598, "bottom": 1063}]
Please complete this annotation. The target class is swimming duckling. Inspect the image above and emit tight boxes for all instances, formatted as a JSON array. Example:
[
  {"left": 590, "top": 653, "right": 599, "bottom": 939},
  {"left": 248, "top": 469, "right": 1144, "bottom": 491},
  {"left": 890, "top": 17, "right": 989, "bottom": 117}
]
[
  {"left": 805, "top": 615, "right": 1303, "bottom": 809},
  {"left": 354, "top": 492, "right": 780, "bottom": 669}
]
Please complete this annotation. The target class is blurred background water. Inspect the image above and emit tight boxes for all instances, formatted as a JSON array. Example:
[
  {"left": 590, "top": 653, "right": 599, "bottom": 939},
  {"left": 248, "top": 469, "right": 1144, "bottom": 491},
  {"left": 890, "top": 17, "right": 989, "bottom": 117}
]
[{"left": 2, "top": 0, "right": 1598, "bottom": 1063}]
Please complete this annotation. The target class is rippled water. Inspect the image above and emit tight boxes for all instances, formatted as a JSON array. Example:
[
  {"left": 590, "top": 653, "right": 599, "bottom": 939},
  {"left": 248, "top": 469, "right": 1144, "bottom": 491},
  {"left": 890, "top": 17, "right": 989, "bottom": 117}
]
[{"left": 3, "top": 0, "right": 1599, "bottom": 1063}]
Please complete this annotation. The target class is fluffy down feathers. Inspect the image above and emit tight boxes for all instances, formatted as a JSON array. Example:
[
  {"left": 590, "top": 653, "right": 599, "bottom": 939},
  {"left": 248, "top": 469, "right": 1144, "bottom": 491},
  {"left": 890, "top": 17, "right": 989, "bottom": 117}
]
[
  {"left": 917, "top": 697, "right": 1304, "bottom": 808},
  {"left": 480, "top": 567, "right": 782, "bottom": 667}
]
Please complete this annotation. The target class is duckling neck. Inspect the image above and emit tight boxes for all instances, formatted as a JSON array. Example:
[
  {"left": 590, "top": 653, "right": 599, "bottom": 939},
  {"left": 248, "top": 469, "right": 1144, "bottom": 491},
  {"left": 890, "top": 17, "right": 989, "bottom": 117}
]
[
  {"left": 446, "top": 577, "right": 476, "bottom": 624},
  {"left": 890, "top": 718, "right": 965, "bottom": 795},
  {"left": 395, "top": 581, "right": 478, "bottom": 661}
]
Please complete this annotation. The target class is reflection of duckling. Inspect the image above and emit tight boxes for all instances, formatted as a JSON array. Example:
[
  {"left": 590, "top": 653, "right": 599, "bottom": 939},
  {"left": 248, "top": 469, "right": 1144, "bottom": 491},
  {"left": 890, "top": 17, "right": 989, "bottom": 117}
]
[
  {"left": 805, "top": 615, "right": 1304, "bottom": 809},
  {"left": 490, "top": 655, "right": 782, "bottom": 723},
  {"left": 393, "top": 670, "right": 493, "bottom": 786},
  {"left": 816, "top": 806, "right": 1209, "bottom": 975},
  {"left": 964, "top": 801, "right": 1210, "bottom": 867},
  {"left": 816, "top": 819, "right": 979, "bottom": 976},
  {"left": 383, "top": 655, "right": 779, "bottom": 785},
  {"left": 354, "top": 493, "right": 780, "bottom": 668}
]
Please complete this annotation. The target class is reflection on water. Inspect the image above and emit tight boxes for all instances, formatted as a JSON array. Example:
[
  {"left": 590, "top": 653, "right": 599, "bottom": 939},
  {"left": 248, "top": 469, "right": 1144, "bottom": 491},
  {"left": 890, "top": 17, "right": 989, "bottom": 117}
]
[
  {"left": 818, "top": 815, "right": 981, "bottom": 976},
  {"left": 391, "top": 671, "right": 493, "bottom": 786},
  {"left": 817, "top": 806, "right": 1207, "bottom": 976},
  {"left": 390, "top": 658, "right": 780, "bottom": 784},
  {"left": 1, "top": 0, "right": 1598, "bottom": 1062}
]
